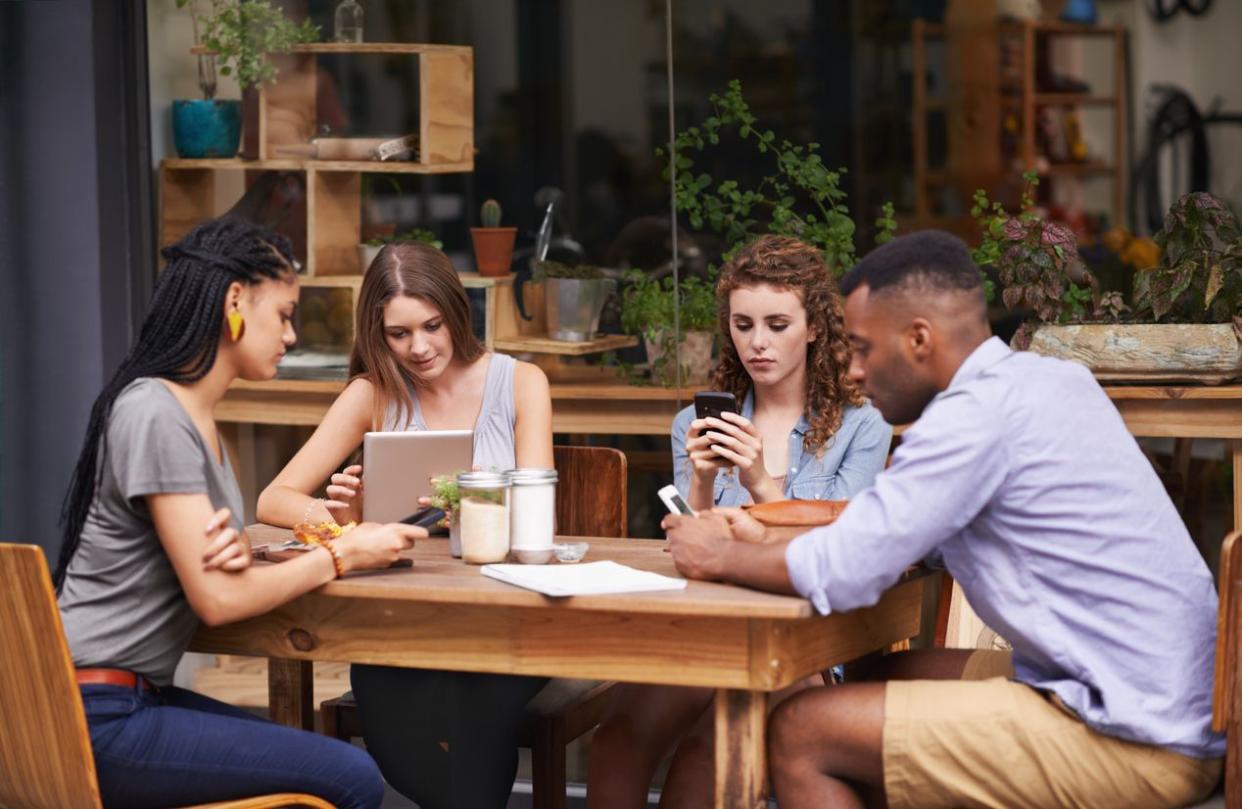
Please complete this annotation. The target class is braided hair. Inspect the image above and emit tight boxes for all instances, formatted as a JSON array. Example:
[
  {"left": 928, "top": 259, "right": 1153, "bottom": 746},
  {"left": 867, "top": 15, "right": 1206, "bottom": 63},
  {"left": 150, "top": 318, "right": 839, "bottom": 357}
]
[{"left": 54, "top": 216, "right": 296, "bottom": 589}]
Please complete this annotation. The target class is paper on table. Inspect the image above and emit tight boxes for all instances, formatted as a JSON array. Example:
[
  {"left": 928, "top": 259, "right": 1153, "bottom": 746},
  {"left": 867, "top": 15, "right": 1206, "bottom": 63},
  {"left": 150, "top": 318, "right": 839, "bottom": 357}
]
[{"left": 481, "top": 560, "right": 687, "bottom": 597}]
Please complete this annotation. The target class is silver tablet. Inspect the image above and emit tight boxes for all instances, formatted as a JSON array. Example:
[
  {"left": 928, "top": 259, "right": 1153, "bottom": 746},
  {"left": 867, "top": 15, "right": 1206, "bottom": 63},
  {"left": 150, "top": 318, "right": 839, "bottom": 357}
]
[{"left": 361, "top": 430, "right": 474, "bottom": 523}]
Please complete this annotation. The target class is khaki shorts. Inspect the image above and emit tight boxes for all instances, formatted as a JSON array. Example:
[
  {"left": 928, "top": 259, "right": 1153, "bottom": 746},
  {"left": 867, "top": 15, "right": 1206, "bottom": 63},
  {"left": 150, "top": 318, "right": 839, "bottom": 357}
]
[{"left": 883, "top": 652, "right": 1222, "bottom": 809}]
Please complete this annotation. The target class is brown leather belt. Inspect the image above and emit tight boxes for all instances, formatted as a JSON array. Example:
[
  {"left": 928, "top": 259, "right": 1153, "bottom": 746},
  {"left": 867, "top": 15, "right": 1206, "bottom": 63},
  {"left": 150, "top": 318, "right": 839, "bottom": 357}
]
[{"left": 75, "top": 668, "right": 154, "bottom": 690}]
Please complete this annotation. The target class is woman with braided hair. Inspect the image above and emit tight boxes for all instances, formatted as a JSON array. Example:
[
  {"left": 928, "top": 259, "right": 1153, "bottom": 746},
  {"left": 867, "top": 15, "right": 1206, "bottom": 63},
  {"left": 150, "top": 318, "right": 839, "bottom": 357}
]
[
  {"left": 55, "top": 216, "right": 422, "bottom": 809},
  {"left": 586, "top": 234, "right": 890, "bottom": 807}
]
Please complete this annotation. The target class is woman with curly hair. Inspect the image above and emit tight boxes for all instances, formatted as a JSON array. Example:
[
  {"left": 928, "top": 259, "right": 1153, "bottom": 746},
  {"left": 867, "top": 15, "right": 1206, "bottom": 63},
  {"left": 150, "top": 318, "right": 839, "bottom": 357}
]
[{"left": 585, "top": 234, "right": 890, "bottom": 808}]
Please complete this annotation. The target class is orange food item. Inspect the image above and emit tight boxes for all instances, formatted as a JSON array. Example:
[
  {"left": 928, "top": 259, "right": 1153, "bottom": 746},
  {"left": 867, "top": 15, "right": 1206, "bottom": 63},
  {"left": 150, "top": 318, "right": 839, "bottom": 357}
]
[{"left": 292, "top": 520, "right": 356, "bottom": 544}]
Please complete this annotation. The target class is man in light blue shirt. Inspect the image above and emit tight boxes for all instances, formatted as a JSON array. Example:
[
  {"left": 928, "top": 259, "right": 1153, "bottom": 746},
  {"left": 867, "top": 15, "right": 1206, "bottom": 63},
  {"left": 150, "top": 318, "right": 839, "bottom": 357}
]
[{"left": 663, "top": 231, "right": 1223, "bottom": 808}]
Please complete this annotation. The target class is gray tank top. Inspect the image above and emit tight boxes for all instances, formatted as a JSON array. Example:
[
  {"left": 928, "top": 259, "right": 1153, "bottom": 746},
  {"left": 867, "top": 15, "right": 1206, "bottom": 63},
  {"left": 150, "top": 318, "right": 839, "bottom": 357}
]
[{"left": 384, "top": 352, "right": 517, "bottom": 471}]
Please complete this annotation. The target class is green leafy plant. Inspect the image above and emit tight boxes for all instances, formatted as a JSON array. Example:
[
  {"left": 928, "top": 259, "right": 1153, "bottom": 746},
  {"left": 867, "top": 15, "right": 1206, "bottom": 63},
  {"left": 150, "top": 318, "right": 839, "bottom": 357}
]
[
  {"left": 532, "top": 260, "right": 606, "bottom": 281},
  {"left": 1134, "top": 192, "right": 1242, "bottom": 324},
  {"left": 620, "top": 271, "right": 715, "bottom": 340},
  {"left": 364, "top": 228, "right": 443, "bottom": 250},
  {"left": 618, "top": 270, "right": 716, "bottom": 384},
  {"left": 429, "top": 474, "right": 461, "bottom": 514},
  {"left": 658, "top": 79, "right": 896, "bottom": 274},
  {"left": 176, "top": 0, "right": 319, "bottom": 91},
  {"left": 972, "top": 172, "right": 1127, "bottom": 343},
  {"left": 480, "top": 199, "right": 503, "bottom": 228}
]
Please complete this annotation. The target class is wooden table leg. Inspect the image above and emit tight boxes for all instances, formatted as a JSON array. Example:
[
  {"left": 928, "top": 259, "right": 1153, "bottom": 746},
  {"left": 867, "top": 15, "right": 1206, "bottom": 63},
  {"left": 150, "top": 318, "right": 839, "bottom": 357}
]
[
  {"left": 268, "top": 657, "right": 314, "bottom": 731},
  {"left": 1233, "top": 440, "right": 1241, "bottom": 535},
  {"left": 714, "top": 688, "right": 767, "bottom": 809}
]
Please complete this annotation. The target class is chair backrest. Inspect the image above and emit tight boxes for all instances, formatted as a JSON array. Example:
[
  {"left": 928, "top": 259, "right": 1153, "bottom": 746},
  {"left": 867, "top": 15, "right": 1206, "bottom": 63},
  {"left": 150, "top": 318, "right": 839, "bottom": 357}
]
[
  {"left": 0, "top": 543, "right": 102, "bottom": 809},
  {"left": 1213, "top": 530, "right": 1242, "bottom": 733},
  {"left": 553, "top": 445, "right": 628, "bottom": 538}
]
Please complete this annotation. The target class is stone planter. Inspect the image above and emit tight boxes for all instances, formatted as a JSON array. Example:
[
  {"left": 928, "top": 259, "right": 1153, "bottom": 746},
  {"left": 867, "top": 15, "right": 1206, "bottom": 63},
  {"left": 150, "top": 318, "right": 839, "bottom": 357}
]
[
  {"left": 1025, "top": 323, "right": 1242, "bottom": 384},
  {"left": 644, "top": 329, "right": 714, "bottom": 386}
]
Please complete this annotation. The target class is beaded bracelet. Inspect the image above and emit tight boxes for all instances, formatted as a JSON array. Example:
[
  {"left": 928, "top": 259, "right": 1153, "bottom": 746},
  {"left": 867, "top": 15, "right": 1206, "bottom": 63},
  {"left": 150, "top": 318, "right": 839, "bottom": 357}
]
[
  {"left": 302, "top": 497, "right": 325, "bottom": 526},
  {"left": 320, "top": 538, "right": 346, "bottom": 578}
]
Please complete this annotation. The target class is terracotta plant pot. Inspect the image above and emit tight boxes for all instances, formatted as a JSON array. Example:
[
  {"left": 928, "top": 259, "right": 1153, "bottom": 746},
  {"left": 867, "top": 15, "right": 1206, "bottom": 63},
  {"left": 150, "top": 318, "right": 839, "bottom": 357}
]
[{"left": 470, "top": 227, "right": 517, "bottom": 277}]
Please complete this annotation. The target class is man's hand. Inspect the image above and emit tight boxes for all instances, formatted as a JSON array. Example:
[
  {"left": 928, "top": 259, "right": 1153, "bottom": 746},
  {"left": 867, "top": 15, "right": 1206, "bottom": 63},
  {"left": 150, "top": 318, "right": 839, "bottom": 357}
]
[
  {"left": 663, "top": 509, "right": 799, "bottom": 595},
  {"left": 710, "top": 507, "right": 771, "bottom": 544},
  {"left": 662, "top": 512, "right": 735, "bottom": 580}
]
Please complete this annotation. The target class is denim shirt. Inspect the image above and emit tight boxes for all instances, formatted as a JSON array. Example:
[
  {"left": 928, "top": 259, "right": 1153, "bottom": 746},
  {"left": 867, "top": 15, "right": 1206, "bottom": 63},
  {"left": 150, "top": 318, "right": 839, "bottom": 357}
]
[{"left": 671, "top": 392, "right": 891, "bottom": 505}]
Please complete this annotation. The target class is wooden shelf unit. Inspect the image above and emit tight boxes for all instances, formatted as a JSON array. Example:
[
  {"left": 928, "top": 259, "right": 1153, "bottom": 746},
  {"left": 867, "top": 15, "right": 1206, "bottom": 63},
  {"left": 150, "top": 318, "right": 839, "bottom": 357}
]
[{"left": 911, "top": 18, "right": 1127, "bottom": 230}]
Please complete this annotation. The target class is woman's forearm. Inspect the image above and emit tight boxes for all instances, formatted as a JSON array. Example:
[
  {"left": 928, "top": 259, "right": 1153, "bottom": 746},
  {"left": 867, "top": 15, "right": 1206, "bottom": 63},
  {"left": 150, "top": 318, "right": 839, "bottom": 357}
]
[
  {"left": 256, "top": 485, "right": 333, "bottom": 528},
  {"left": 195, "top": 547, "right": 338, "bottom": 626},
  {"left": 687, "top": 475, "right": 716, "bottom": 511}
]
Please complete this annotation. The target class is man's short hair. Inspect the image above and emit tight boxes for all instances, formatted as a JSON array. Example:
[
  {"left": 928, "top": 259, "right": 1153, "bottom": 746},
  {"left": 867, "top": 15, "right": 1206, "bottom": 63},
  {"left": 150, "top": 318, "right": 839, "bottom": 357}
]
[{"left": 840, "top": 230, "right": 983, "bottom": 299}]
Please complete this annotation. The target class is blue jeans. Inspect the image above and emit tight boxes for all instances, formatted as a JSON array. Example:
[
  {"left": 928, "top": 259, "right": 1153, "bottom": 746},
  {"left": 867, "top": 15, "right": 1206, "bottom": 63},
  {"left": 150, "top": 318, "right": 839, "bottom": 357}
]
[{"left": 81, "top": 680, "right": 385, "bottom": 809}]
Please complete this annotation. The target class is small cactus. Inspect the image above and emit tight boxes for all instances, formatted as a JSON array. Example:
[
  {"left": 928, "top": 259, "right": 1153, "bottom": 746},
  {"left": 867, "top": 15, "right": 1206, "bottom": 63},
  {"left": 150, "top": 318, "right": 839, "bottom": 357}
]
[{"left": 480, "top": 199, "right": 502, "bottom": 228}]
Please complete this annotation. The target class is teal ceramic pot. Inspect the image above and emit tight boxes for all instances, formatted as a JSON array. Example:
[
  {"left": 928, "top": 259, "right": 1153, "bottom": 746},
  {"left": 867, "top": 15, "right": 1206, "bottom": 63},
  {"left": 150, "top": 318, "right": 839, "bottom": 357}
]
[
  {"left": 172, "top": 99, "right": 241, "bottom": 158},
  {"left": 1060, "top": 0, "right": 1098, "bottom": 23}
]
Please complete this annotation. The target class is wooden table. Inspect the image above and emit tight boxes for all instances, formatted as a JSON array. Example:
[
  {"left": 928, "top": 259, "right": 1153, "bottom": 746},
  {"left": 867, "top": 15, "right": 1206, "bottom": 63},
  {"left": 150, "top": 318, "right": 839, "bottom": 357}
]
[
  {"left": 191, "top": 528, "right": 928, "bottom": 808},
  {"left": 1105, "top": 386, "right": 1242, "bottom": 530},
  {"left": 217, "top": 378, "right": 701, "bottom": 436}
]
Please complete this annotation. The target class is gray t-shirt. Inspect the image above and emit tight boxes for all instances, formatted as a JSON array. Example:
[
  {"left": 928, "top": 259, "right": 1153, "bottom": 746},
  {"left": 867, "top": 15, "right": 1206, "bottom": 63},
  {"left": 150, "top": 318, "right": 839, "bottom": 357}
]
[{"left": 58, "top": 378, "right": 244, "bottom": 686}]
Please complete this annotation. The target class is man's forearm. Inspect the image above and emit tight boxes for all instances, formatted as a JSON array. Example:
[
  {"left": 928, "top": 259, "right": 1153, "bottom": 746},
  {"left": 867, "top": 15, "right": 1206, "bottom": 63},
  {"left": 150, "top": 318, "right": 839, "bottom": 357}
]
[{"left": 719, "top": 538, "right": 799, "bottom": 595}]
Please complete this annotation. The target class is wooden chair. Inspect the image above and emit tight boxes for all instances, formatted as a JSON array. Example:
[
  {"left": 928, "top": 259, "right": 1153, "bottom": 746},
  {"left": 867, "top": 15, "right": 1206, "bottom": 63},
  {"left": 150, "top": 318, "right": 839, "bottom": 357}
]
[
  {"left": 320, "top": 444, "right": 628, "bottom": 809},
  {"left": 1213, "top": 530, "right": 1242, "bottom": 808},
  {"left": 0, "top": 542, "right": 334, "bottom": 809}
]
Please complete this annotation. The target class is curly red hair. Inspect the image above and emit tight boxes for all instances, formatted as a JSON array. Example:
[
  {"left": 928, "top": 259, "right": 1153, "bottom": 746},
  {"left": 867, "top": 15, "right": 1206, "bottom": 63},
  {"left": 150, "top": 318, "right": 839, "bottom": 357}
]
[{"left": 711, "top": 234, "right": 863, "bottom": 455}]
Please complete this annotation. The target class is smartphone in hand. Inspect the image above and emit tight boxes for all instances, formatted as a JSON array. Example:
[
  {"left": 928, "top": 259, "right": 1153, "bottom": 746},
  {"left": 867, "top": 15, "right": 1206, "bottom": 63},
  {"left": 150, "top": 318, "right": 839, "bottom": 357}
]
[
  {"left": 693, "top": 391, "right": 738, "bottom": 422},
  {"left": 400, "top": 506, "right": 446, "bottom": 531},
  {"left": 657, "top": 484, "right": 697, "bottom": 517}
]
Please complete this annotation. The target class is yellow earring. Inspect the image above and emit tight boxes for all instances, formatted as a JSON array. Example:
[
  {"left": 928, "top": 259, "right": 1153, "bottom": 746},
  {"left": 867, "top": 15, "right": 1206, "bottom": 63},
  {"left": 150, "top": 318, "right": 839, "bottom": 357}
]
[{"left": 227, "top": 303, "right": 245, "bottom": 342}]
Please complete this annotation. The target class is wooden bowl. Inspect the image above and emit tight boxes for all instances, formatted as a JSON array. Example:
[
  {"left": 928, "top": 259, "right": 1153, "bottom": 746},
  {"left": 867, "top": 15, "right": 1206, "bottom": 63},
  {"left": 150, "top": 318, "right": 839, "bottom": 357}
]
[{"left": 742, "top": 499, "right": 848, "bottom": 528}]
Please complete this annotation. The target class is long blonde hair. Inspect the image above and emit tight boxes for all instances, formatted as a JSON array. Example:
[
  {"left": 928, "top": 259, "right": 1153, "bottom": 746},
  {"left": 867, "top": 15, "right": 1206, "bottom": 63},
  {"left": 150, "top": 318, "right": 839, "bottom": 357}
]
[{"left": 349, "top": 242, "right": 484, "bottom": 428}]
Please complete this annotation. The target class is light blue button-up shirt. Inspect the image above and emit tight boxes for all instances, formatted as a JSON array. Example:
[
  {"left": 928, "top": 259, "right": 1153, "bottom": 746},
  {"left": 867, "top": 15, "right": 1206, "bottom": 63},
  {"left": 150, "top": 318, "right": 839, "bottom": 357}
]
[
  {"left": 671, "top": 393, "right": 891, "bottom": 506},
  {"left": 786, "top": 336, "right": 1223, "bottom": 757}
]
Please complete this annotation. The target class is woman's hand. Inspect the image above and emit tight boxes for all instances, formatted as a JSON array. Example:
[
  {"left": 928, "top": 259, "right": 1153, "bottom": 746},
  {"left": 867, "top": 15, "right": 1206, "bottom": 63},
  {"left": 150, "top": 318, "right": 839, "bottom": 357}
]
[
  {"left": 202, "top": 507, "right": 251, "bottom": 572},
  {"left": 700, "top": 412, "right": 774, "bottom": 494},
  {"left": 325, "top": 464, "right": 364, "bottom": 525},
  {"left": 417, "top": 494, "right": 453, "bottom": 527},
  {"left": 334, "top": 522, "right": 425, "bottom": 573},
  {"left": 685, "top": 419, "right": 734, "bottom": 483}
]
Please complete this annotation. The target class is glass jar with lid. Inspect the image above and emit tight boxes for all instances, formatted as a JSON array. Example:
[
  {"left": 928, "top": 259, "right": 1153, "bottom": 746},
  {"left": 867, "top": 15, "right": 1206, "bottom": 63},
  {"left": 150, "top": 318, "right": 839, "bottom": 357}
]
[
  {"left": 457, "top": 471, "right": 511, "bottom": 564},
  {"left": 508, "top": 468, "right": 557, "bottom": 551}
]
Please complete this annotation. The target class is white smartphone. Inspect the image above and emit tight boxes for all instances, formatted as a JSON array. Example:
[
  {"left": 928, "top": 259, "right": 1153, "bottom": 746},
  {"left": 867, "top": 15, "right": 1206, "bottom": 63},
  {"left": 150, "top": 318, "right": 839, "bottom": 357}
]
[{"left": 657, "top": 484, "right": 697, "bottom": 517}]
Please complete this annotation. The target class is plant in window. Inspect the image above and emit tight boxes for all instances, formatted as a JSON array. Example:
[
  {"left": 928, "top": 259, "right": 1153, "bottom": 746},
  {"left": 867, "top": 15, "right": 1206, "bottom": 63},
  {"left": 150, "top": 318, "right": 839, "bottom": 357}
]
[
  {"left": 363, "top": 228, "right": 443, "bottom": 250},
  {"left": 176, "top": 0, "right": 320, "bottom": 93},
  {"left": 172, "top": 0, "right": 318, "bottom": 159},
  {"left": 620, "top": 271, "right": 717, "bottom": 385},
  {"left": 658, "top": 79, "right": 897, "bottom": 274}
]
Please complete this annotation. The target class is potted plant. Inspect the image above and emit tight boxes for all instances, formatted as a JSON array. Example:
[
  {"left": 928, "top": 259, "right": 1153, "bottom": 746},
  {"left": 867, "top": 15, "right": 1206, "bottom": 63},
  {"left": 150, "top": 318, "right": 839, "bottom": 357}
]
[
  {"left": 429, "top": 473, "right": 463, "bottom": 558},
  {"left": 173, "top": 0, "right": 318, "bottom": 159},
  {"left": 533, "top": 261, "right": 615, "bottom": 342},
  {"left": 660, "top": 79, "right": 897, "bottom": 276},
  {"left": 621, "top": 270, "right": 717, "bottom": 385},
  {"left": 976, "top": 176, "right": 1241, "bottom": 383},
  {"left": 622, "top": 79, "right": 896, "bottom": 386},
  {"left": 470, "top": 199, "right": 517, "bottom": 277},
  {"left": 358, "top": 228, "right": 443, "bottom": 272}
]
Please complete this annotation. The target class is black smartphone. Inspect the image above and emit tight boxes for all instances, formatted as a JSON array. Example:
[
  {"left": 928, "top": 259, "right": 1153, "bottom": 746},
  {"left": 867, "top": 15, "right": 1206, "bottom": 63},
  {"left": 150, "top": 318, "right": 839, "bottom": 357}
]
[
  {"left": 694, "top": 391, "right": 738, "bottom": 422},
  {"left": 400, "top": 506, "right": 446, "bottom": 531}
]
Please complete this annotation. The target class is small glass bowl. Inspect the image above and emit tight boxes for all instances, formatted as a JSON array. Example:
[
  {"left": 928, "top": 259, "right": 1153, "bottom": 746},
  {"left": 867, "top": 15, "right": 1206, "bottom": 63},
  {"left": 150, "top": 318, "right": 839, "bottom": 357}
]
[
  {"left": 553, "top": 541, "right": 589, "bottom": 563},
  {"left": 511, "top": 546, "right": 555, "bottom": 565}
]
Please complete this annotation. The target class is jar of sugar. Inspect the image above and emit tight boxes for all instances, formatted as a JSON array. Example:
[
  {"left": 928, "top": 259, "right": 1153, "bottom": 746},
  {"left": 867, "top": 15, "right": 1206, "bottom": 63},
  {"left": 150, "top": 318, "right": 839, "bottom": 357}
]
[
  {"left": 457, "top": 471, "right": 511, "bottom": 564},
  {"left": 508, "top": 468, "right": 557, "bottom": 551}
]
